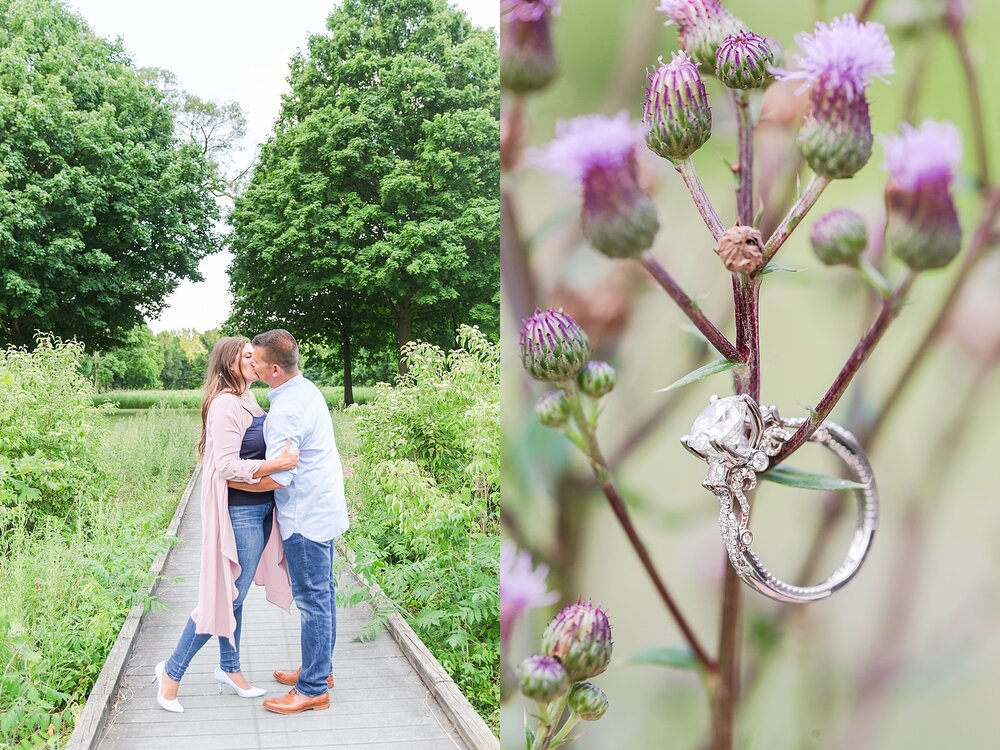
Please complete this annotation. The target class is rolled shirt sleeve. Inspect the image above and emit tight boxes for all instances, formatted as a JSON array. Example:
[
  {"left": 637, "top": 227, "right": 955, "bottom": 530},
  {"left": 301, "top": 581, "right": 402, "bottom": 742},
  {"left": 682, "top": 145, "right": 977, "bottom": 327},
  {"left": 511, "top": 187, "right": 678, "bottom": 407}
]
[
  {"left": 263, "top": 408, "right": 302, "bottom": 488},
  {"left": 210, "top": 393, "right": 262, "bottom": 483}
]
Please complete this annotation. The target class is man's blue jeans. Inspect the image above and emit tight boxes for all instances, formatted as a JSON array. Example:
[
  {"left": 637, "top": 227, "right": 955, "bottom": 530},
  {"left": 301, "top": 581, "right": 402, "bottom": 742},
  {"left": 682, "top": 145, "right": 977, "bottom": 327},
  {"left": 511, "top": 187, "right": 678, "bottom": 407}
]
[
  {"left": 165, "top": 501, "right": 274, "bottom": 680},
  {"left": 282, "top": 533, "right": 337, "bottom": 697}
]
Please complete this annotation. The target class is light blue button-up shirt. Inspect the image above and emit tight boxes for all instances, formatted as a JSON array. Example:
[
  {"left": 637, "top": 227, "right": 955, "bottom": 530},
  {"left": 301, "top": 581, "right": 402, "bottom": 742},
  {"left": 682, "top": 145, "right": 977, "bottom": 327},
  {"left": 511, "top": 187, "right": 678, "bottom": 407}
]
[{"left": 264, "top": 374, "right": 349, "bottom": 542}]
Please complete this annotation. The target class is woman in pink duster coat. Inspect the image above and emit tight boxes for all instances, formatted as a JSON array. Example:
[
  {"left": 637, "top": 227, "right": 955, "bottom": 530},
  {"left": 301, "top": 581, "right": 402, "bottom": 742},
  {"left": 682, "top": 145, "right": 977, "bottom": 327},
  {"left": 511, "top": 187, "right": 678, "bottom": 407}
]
[{"left": 153, "top": 336, "right": 297, "bottom": 712}]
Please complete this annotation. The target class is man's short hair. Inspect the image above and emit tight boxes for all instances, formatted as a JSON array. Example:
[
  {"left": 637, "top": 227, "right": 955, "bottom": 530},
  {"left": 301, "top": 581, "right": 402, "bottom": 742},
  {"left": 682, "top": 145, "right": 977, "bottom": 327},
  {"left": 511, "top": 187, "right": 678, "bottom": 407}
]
[{"left": 252, "top": 329, "right": 299, "bottom": 371}]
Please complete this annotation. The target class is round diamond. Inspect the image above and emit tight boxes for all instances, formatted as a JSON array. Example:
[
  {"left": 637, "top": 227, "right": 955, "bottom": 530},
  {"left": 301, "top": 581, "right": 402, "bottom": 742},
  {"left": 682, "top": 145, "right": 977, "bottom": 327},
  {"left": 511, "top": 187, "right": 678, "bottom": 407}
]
[{"left": 688, "top": 397, "right": 755, "bottom": 459}]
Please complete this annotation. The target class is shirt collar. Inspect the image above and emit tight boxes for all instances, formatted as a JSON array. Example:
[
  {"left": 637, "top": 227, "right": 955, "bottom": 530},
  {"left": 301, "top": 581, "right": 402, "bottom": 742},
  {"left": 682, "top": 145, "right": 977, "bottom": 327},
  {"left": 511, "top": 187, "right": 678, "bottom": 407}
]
[{"left": 268, "top": 373, "right": 304, "bottom": 400}]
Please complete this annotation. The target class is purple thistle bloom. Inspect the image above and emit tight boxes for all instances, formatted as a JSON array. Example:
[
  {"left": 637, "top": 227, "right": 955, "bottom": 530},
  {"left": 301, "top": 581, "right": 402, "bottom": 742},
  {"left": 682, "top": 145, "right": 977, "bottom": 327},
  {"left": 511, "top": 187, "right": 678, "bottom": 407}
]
[
  {"left": 501, "top": 0, "right": 560, "bottom": 92},
  {"left": 883, "top": 120, "right": 961, "bottom": 191},
  {"left": 656, "top": 0, "right": 745, "bottom": 68},
  {"left": 500, "top": 541, "right": 560, "bottom": 652},
  {"left": 775, "top": 14, "right": 894, "bottom": 101},
  {"left": 643, "top": 51, "right": 712, "bottom": 162},
  {"left": 500, "top": 0, "right": 559, "bottom": 23},
  {"left": 517, "top": 654, "right": 570, "bottom": 703},
  {"left": 531, "top": 112, "right": 660, "bottom": 256},
  {"left": 541, "top": 599, "right": 614, "bottom": 681},
  {"left": 775, "top": 14, "right": 894, "bottom": 178},
  {"left": 883, "top": 120, "right": 963, "bottom": 270}
]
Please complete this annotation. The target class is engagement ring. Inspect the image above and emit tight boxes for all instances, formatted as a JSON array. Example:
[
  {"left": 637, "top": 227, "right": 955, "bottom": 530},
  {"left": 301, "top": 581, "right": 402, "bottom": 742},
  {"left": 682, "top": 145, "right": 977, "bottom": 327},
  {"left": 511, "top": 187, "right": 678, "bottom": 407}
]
[{"left": 681, "top": 395, "right": 878, "bottom": 603}]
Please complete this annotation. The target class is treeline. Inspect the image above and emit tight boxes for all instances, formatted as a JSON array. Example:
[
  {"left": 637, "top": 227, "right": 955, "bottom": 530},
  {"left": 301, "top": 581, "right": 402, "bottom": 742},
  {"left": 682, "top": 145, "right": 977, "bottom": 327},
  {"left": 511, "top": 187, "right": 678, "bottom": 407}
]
[{"left": 79, "top": 326, "right": 399, "bottom": 392}]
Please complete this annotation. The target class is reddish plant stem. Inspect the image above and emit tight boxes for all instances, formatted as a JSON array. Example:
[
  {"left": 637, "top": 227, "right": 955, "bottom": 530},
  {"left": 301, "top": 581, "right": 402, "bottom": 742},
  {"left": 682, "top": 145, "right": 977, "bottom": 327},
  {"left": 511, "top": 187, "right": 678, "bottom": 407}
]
[
  {"left": 734, "top": 92, "right": 754, "bottom": 228},
  {"left": 639, "top": 252, "right": 741, "bottom": 361},
  {"left": 677, "top": 158, "right": 726, "bottom": 240},
  {"left": 772, "top": 271, "right": 917, "bottom": 465},
  {"left": 761, "top": 174, "right": 831, "bottom": 266},
  {"left": 864, "top": 188, "right": 1000, "bottom": 446},
  {"left": 856, "top": 0, "right": 878, "bottom": 22},
  {"left": 945, "top": 9, "right": 991, "bottom": 189}
]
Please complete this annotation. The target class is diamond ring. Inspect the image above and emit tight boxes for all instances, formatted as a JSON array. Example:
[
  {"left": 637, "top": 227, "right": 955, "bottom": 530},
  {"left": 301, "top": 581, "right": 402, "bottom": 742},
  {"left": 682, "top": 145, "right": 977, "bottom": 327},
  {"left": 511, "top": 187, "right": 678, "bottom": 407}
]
[{"left": 681, "top": 394, "right": 878, "bottom": 603}]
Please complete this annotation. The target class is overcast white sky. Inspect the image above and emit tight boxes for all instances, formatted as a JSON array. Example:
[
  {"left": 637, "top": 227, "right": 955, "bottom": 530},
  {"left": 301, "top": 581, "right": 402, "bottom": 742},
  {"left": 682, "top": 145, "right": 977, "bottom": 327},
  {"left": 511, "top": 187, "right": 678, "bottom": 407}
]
[{"left": 66, "top": 0, "right": 499, "bottom": 333}]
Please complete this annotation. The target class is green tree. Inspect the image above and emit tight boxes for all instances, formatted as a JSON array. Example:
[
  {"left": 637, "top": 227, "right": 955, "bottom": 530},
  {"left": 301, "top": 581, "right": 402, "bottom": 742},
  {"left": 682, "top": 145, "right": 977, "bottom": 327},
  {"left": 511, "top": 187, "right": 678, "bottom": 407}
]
[
  {"left": 0, "top": 0, "right": 221, "bottom": 350},
  {"left": 228, "top": 0, "right": 499, "bottom": 398},
  {"left": 81, "top": 326, "right": 163, "bottom": 391}
]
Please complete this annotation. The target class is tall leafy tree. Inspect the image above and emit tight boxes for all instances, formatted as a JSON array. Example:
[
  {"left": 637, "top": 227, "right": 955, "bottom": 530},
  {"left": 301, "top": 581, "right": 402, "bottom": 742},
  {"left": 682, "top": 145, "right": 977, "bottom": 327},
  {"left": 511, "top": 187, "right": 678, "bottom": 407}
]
[
  {"left": 228, "top": 0, "right": 499, "bottom": 395},
  {"left": 0, "top": 0, "right": 221, "bottom": 349}
]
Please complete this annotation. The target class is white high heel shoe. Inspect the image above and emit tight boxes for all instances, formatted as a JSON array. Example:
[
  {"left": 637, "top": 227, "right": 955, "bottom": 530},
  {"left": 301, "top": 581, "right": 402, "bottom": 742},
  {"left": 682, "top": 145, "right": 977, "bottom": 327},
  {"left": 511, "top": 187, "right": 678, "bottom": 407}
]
[
  {"left": 153, "top": 661, "right": 184, "bottom": 713},
  {"left": 213, "top": 666, "right": 267, "bottom": 698}
]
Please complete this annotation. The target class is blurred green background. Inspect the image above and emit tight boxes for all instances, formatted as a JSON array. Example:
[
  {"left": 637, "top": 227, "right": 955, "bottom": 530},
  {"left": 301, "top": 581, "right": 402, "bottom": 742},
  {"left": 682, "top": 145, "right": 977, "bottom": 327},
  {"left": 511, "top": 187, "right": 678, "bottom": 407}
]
[{"left": 501, "top": 0, "right": 1000, "bottom": 748}]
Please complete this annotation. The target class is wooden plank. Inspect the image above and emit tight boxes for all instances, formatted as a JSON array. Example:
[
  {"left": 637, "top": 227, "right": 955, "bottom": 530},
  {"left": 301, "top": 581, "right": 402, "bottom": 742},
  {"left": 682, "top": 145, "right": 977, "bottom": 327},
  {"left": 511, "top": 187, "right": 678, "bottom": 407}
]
[
  {"left": 66, "top": 466, "right": 203, "bottom": 750},
  {"left": 339, "top": 546, "right": 499, "bottom": 750}
]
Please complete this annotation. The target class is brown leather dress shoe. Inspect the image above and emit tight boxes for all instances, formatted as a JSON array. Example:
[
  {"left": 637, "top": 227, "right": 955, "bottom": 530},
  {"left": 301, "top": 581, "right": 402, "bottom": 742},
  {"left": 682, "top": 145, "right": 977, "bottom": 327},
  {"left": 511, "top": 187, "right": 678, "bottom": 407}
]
[
  {"left": 273, "top": 666, "right": 334, "bottom": 689},
  {"left": 262, "top": 688, "right": 330, "bottom": 715}
]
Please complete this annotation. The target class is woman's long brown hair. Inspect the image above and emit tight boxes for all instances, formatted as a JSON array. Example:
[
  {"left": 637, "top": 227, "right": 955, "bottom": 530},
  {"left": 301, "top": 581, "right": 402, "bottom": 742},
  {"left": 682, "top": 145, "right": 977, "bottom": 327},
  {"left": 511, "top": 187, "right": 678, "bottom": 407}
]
[{"left": 197, "top": 336, "right": 251, "bottom": 456}]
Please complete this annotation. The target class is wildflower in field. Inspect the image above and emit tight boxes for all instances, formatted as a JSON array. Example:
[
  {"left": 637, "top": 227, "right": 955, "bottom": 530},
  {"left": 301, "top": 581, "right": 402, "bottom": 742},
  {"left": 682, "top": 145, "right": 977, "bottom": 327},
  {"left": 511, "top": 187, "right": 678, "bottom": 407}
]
[
  {"left": 775, "top": 14, "right": 894, "bottom": 178},
  {"left": 656, "top": 0, "right": 745, "bottom": 68},
  {"left": 500, "top": 541, "right": 560, "bottom": 651},
  {"left": 883, "top": 120, "right": 963, "bottom": 269},
  {"left": 500, "top": 0, "right": 560, "bottom": 92},
  {"left": 810, "top": 208, "right": 869, "bottom": 266},
  {"left": 531, "top": 112, "right": 659, "bottom": 257},
  {"left": 643, "top": 52, "right": 713, "bottom": 163},
  {"left": 519, "top": 308, "right": 591, "bottom": 383},
  {"left": 541, "top": 599, "right": 614, "bottom": 681},
  {"left": 716, "top": 31, "right": 774, "bottom": 90}
]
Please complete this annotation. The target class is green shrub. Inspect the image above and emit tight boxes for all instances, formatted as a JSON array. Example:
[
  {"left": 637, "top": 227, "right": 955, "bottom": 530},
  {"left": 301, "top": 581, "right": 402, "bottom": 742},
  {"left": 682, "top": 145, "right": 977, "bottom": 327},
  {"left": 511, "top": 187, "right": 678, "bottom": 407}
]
[
  {"left": 0, "top": 337, "right": 112, "bottom": 534},
  {"left": 348, "top": 326, "right": 499, "bottom": 732},
  {"left": 93, "top": 385, "right": 375, "bottom": 410},
  {"left": 0, "top": 342, "right": 199, "bottom": 748}
]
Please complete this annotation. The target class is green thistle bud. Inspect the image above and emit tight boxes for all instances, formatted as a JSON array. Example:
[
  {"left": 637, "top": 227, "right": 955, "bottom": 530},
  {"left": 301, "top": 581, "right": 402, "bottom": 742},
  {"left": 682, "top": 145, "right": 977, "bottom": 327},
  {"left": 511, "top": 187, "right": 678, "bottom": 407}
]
[
  {"left": 567, "top": 682, "right": 609, "bottom": 721},
  {"left": 577, "top": 360, "right": 616, "bottom": 398},
  {"left": 798, "top": 87, "right": 874, "bottom": 179},
  {"left": 520, "top": 309, "right": 591, "bottom": 383},
  {"left": 715, "top": 32, "right": 774, "bottom": 90},
  {"left": 643, "top": 51, "right": 712, "bottom": 163},
  {"left": 536, "top": 390, "right": 571, "bottom": 427},
  {"left": 541, "top": 600, "right": 614, "bottom": 682},
  {"left": 810, "top": 209, "right": 868, "bottom": 266},
  {"left": 517, "top": 654, "right": 570, "bottom": 703},
  {"left": 500, "top": 14, "right": 558, "bottom": 93}
]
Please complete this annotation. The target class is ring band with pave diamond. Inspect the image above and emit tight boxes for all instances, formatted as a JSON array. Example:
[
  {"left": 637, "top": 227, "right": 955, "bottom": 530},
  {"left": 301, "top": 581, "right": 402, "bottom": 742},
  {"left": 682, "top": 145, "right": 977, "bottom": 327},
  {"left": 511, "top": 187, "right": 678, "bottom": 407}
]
[{"left": 681, "top": 395, "right": 878, "bottom": 604}]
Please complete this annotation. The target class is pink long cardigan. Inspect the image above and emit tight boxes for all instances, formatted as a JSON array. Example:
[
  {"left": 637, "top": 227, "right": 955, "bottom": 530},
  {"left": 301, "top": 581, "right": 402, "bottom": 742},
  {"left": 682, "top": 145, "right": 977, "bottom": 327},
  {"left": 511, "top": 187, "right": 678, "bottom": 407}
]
[{"left": 191, "top": 389, "right": 292, "bottom": 641}]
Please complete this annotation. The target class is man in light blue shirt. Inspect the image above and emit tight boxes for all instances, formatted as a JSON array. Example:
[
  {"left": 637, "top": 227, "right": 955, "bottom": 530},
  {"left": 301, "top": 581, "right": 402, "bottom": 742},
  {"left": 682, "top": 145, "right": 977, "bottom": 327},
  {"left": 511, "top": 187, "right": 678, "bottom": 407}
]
[{"left": 248, "top": 329, "right": 348, "bottom": 714}]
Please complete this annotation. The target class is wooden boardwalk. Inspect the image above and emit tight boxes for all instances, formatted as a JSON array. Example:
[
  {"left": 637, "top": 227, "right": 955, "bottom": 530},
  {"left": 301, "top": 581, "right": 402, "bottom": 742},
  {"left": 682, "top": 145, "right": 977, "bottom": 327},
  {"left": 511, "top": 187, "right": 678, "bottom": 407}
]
[{"left": 95, "top": 473, "right": 467, "bottom": 750}]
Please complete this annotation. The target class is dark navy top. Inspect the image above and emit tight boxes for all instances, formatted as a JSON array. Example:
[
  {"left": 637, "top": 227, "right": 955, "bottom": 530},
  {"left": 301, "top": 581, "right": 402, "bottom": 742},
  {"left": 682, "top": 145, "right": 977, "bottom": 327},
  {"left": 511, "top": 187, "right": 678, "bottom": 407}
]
[{"left": 228, "top": 410, "right": 276, "bottom": 506}]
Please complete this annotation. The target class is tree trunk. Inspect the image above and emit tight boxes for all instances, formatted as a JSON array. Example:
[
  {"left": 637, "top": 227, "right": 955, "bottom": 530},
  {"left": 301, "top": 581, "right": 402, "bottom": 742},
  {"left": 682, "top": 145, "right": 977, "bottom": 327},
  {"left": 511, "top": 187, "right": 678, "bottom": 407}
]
[
  {"left": 397, "top": 296, "right": 413, "bottom": 376},
  {"left": 341, "top": 327, "right": 354, "bottom": 407}
]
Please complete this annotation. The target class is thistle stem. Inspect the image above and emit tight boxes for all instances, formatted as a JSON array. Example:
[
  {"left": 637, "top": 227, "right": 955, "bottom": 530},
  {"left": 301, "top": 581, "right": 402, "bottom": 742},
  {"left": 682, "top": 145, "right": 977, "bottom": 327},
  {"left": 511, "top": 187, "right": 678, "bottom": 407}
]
[
  {"left": 772, "top": 270, "right": 918, "bottom": 465},
  {"left": 563, "top": 385, "right": 715, "bottom": 672},
  {"left": 733, "top": 91, "right": 755, "bottom": 227},
  {"left": 639, "top": 252, "right": 741, "bottom": 362},
  {"left": 945, "top": 10, "right": 991, "bottom": 189},
  {"left": 676, "top": 158, "right": 726, "bottom": 240},
  {"left": 761, "top": 173, "right": 831, "bottom": 266}
]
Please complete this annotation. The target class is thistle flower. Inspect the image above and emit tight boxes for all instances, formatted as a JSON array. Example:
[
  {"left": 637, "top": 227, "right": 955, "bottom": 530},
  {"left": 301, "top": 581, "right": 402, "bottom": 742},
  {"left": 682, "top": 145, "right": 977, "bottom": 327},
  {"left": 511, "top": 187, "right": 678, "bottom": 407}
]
[
  {"left": 656, "top": 0, "right": 745, "bottom": 69},
  {"left": 520, "top": 308, "right": 591, "bottom": 383},
  {"left": 517, "top": 654, "right": 570, "bottom": 703},
  {"left": 500, "top": 541, "right": 560, "bottom": 652},
  {"left": 577, "top": 360, "right": 616, "bottom": 398},
  {"left": 536, "top": 390, "right": 571, "bottom": 427},
  {"left": 541, "top": 599, "right": 614, "bottom": 682},
  {"left": 500, "top": 0, "right": 559, "bottom": 93},
  {"left": 716, "top": 31, "right": 774, "bottom": 90},
  {"left": 883, "top": 120, "right": 963, "bottom": 270},
  {"left": 568, "top": 682, "right": 610, "bottom": 721},
  {"left": 810, "top": 209, "right": 869, "bottom": 266},
  {"left": 775, "top": 14, "right": 894, "bottom": 178},
  {"left": 643, "top": 52, "right": 712, "bottom": 163},
  {"left": 531, "top": 112, "right": 659, "bottom": 257}
]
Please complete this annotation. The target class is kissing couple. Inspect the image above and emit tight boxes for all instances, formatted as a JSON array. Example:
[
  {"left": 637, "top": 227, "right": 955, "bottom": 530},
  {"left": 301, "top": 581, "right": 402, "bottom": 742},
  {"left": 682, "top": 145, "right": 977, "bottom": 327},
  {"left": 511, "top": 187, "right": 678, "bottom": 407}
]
[{"left": 153, "top": 329, "right": 349, "bottom": 715}]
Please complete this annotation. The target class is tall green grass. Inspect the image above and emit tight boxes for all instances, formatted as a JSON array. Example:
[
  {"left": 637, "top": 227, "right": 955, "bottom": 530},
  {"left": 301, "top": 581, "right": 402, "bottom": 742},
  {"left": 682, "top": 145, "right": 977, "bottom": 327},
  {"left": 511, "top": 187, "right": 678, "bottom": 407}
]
[
  {"left": 0, "top": 408, "right": 199, "bottom": 748},
  {"left": 93, "top": 386, "right": 375, "bottom": 411}
]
